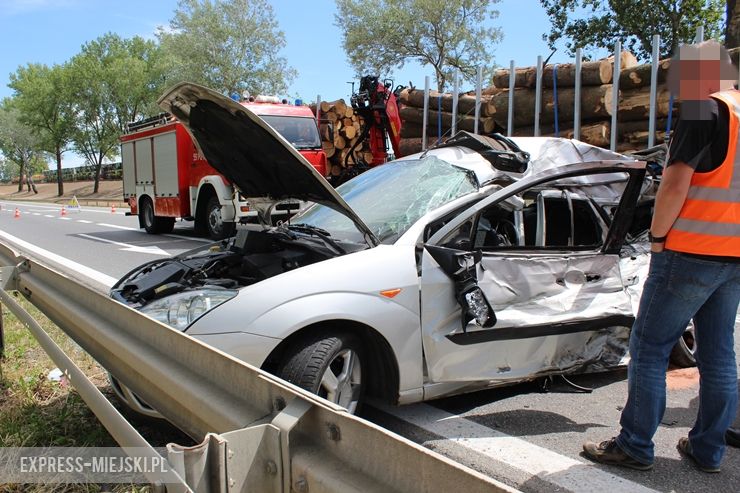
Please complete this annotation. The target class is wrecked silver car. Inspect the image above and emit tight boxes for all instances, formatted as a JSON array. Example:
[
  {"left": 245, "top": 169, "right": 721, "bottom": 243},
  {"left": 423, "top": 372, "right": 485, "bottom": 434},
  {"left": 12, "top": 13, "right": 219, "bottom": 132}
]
[{"left": 109, "top": 83, "right": 690, "bottom": 417}]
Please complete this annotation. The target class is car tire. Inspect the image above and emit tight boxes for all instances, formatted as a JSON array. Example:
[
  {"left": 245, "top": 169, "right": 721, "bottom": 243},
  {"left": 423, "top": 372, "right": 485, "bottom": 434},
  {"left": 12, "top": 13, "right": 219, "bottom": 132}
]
[
  {"left": 276, "top": 332, "right": 365, "bottom": 414},
  {"left": 204, "top": 196, "right": 235, "bottom": 240},
  {"left": 140, "top": 197, "right": 175, "bottom": 234},
  {"left": 670, "top": 322, "right": 696, "bottom": 368}
]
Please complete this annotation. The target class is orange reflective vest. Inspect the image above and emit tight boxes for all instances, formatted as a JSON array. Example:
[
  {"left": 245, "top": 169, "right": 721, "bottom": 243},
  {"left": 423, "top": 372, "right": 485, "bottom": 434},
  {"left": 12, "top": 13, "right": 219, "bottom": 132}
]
[{"left": 665, "top": 90, "right": 740, "bottom": 257}]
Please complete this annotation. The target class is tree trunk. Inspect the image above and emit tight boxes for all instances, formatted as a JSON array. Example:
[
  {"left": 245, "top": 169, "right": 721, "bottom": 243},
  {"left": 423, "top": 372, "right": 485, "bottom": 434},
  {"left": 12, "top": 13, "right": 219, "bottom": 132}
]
[
  {"left": 491, "top": 52, "right": 638, "bottom": 89},
  {"left": 727, "top": 0, "right": 740, "bottom": 49},
  {"left": 93, "top": 159, "right": 102, "bottom": 194},
  {"left": 56, "top": 144, "right": 64, "bottom": 196},
  {"left": 399, "top": 137, "right": 441, "bottom": 156},
  {"left": 618, "top": 59, "right": 671, "bottom": 89},
  {"left": 491, "top": 85, "right": 613, "bottom": 128},
  {"left": 399, "top": 88, "right": 496, "bottom": 117},
  {"left": 17, "top": 165, "right": 24, "bottom": 192},
  {"left": 604, "top": 84, "right": 676, "bottom": 121},
  {"left": 27, "top": 175, "right": 38, "bottom": 194},
  {"left": 399, "top": 107, "right": 501, "bottom": 134}
]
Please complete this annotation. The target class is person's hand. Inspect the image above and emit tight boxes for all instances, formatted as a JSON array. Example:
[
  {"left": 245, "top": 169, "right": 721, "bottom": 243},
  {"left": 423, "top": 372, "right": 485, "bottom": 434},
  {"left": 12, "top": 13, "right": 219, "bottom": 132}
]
[{"left": 651, "top": 242, "right": 665, "bottom": 253}]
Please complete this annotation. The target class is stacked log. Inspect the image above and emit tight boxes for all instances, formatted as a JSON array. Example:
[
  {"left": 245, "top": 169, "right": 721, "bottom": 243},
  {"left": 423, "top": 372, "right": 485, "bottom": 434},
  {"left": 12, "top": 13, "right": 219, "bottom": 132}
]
[
  {"left": 398, "top": 50, "right": 685, "bottom": 153},
  {"left": 397, "top": 89, "right": 504, "bottom": 153},
  {"left": 310, "top": 99, "right": 375, "bottom": 178}
]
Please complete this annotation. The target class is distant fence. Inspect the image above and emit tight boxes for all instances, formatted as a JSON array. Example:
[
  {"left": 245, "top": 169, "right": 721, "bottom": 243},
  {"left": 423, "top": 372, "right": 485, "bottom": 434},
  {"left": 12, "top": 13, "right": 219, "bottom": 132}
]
[{"left": 41, "top": 162, "right": 122, "bottom": 183}]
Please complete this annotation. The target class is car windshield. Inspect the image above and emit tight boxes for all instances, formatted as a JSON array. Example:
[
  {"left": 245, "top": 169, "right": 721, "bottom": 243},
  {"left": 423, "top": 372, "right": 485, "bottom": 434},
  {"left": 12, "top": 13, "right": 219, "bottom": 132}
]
[
  {"left": 293, "top": 156, "right": 478, "bottom": 244},
  {"left": 261, "top": 115, "right": 321, "bottom": 149}
]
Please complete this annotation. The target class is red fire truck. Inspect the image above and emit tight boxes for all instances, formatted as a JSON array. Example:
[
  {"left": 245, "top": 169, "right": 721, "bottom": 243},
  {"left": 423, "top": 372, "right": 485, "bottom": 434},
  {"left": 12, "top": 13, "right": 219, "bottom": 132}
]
[{"left": 121, "top": 97, "right": 327, "bottom": 240}]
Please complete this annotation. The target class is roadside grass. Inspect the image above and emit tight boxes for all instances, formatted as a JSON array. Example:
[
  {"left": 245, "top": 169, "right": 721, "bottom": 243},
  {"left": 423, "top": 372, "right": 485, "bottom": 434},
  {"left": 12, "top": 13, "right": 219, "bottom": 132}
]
[{"left": 0, "top": 297, "right": 157, "bottom": 493}]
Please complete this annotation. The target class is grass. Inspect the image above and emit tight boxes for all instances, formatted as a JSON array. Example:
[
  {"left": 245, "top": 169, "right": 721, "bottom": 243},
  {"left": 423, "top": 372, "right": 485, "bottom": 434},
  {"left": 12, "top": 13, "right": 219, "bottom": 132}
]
[{"left": 0, "top": 296, "right": 183, "bottom": 493}]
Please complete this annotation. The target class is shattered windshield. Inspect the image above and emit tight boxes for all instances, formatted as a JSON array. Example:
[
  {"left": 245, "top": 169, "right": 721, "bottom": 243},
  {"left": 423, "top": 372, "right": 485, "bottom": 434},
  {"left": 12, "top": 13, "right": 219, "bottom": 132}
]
[{"left": 294, "top": 156, "right": 479, "bottom": 244}]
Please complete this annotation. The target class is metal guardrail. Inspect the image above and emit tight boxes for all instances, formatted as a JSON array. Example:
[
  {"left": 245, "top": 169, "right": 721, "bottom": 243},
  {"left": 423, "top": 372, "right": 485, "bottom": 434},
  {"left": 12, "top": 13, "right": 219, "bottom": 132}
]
[{"left": 0, "top": 240, "right": 516, "bottom": 493}]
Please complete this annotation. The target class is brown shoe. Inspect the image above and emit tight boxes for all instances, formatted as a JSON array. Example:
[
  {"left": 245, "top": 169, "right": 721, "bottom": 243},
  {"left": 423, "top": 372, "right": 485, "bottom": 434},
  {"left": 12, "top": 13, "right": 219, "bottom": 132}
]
[
  {"left": 677, "top": 437, "right": 720, "bottom": 473},
  {"left": 582, "top": 438, "right": 653, "bottom": 471}
]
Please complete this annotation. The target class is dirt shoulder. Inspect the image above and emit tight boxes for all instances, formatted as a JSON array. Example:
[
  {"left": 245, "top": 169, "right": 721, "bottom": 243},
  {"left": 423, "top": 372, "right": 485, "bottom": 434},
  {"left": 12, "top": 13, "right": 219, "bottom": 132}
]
[{"left": 0, "top": 180, "right": 125, "bottom": 207}]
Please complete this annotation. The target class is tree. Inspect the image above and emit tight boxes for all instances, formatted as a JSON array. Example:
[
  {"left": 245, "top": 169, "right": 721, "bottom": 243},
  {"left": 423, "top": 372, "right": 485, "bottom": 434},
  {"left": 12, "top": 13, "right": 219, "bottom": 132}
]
[
  {"left": 540, "top": 0, "right": 725, "bottom": 60},
  {"left": 0, "top": 99, "right": 44, "bottom": 193},
  {"left": 727, "top": 0, "right": 740, "bottom": 48},
  {"left": 335, "top": 0, "right": 502, "bottom": 92},
  {"left": 9, "top": 63, "right": 75, "bottom": 196},
  {"left": 67, "top": 33, "right": 169, "bottom": 193},
  {"left": 157, "top": 0, "right": 296, "bottom": 96}
]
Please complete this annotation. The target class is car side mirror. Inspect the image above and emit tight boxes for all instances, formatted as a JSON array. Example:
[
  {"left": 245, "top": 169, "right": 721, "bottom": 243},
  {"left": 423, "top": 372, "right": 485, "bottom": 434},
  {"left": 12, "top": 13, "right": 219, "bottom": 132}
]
[{"left": 425, "top": 245, "right": 496, "bottom": 332}]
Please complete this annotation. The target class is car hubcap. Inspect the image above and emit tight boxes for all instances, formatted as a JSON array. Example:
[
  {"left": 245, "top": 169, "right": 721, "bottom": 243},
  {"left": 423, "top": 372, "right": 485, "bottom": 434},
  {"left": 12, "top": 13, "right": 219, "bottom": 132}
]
[
  {"left": 682, "top": 324, "right": 696, "bottom": 354},
  {"left": 208, "top": 206, "right": 223, "bottom": 235},
  {"left": 320, "top": 349, "right": 361, "bottom": 413}
]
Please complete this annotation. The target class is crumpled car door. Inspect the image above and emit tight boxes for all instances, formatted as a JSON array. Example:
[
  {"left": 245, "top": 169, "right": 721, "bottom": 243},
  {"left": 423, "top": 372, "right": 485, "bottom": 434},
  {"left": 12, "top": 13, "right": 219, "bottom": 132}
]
[{"left": 419, "top": 161, "right": 647, "bottom": 385}]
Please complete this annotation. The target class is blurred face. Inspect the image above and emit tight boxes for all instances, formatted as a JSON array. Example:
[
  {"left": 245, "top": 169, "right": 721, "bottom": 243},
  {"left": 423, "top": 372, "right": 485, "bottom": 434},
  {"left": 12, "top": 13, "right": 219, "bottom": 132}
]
[{"left": 668, "top": 42, "right": 736, "bottom": 102}]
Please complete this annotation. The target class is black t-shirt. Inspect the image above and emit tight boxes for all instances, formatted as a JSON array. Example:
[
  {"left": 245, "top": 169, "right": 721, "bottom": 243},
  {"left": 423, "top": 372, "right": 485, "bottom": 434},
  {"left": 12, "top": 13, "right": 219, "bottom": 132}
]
[
  {"left": 665, "top": 96, "right": 738, "bottom": 261},
  {"left": 666, "top": 98, "right": 729, "bottom": 171}
]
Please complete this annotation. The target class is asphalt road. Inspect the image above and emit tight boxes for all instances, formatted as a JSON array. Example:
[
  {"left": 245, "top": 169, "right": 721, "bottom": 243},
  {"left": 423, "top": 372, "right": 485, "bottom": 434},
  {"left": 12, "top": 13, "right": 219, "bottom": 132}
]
[{"left": 1, "top": 199, "right": 738, "bottom": 493}]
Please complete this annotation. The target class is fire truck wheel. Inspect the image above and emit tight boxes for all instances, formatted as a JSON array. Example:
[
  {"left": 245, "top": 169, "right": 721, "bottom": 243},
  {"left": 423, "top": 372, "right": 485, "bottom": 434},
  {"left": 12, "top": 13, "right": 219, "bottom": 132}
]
[
  {"left": 205, "top": 196, "right": 235, "bottom": 240},
  {"left": 140, "top": 198, "right": 175, "bottom": 235}
]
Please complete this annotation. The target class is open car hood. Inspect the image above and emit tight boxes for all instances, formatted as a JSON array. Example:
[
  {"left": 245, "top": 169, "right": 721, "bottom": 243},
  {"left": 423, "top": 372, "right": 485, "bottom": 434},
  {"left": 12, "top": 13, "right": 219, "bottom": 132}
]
[{"left": 157, "top": 83, "right": 378, "bottom": 246}]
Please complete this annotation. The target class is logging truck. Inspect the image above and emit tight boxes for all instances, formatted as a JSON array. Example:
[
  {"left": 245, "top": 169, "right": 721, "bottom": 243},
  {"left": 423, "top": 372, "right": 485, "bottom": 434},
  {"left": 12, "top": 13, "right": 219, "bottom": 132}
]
[{"left": 121, "top": 97, "right": 327, "bottom": 240}]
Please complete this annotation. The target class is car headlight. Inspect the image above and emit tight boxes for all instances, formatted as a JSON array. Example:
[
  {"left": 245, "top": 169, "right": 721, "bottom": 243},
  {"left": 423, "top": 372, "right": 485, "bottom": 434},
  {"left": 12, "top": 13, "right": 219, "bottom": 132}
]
[{"left": 140, "top": 289, "right": 237, "bottom": 331}]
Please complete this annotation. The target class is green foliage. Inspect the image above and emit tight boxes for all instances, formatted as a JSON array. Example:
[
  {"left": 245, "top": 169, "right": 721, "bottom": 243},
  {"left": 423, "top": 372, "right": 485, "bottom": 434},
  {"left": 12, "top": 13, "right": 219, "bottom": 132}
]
[
  {"left": 0, "top": 98, "right": 46, "bottom": 188},
  {"left": 157, "top": 0, "right": 296, "bottom": 96},
  {"left": 8, "top": 63, "right": 75, "bottom": 158},
  {"left": 8, "top": 62, "right": 76, "bottom": 194},
  {"left": 335, "top": 0, "right": 502, "bottom": 92},
  {"left": 540, "top": 0, "right": 725, "bottom": 60},
  {"left": 66, "top": 33, "right": 169, "bottom": 192}
]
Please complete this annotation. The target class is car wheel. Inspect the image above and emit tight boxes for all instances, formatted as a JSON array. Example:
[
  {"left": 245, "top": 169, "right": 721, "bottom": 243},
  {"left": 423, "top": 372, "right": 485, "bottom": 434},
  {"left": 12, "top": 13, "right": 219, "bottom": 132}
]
[
  {"left": 205, "top": 196, "right": 235, "bottom": 240},
  {"left": 140, "top": 197, "right": 175, "bottom": 234},
  {"left": 670, "top": 322, "right": 696, "bottom": 368},
  {"left": 276, "top": 332, "right": 364, "bottom": 414}
]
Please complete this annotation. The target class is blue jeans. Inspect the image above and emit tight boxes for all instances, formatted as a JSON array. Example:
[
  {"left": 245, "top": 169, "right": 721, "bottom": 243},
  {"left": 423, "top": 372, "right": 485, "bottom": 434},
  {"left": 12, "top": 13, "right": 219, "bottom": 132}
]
[{"left": 616, "top": 250, "right": 740, "bottom": 467}]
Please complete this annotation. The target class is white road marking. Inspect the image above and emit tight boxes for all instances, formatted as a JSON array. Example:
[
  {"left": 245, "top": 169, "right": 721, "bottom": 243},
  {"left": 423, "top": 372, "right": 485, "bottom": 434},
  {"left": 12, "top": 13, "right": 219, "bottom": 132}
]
[
  {"left": 76, "top": 233, "right": 170, "bottom": 256},
  {"left": 0, "top": 230, "right": 117, "bottom": 287},
  {"left": 77, "top": 220, "right": 93, "bottom": 224},
  {"left": 0, "top": 200, "right": 119, "bottom": 214},
  {"left": 59, "top": 217, "right": 71, "bottom": 220},
  {"left": 97, "top": 222, "right": 137, "bottom": 231},
  {"left": 32, "top": 212, "right": 41, "bottom": 216},
  {"left": 381, "top": 404, "right": 659, "bottom": 493},
  {"left": 162, "top": 233, "right": 213, "bottom": 243},
  {"left": 44, "top": 215, "right": 54, "bottom": 218}
]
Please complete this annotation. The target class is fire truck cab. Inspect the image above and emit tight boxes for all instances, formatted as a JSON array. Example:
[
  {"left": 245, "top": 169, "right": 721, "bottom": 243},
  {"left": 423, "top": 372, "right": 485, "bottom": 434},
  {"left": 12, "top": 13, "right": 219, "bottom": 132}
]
[{"left": 121, "top": 97, "right": 326, "bottom": 240}]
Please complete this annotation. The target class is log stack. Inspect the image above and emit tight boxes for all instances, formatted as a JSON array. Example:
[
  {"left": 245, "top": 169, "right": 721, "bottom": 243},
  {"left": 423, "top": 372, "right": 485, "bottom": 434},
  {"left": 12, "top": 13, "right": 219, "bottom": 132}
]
[
  {"left": 398, "top": 51, "right": 684, "bottom": 154},
  {"left": 310, "top": 99, "right": 375, "bottom": 178}
]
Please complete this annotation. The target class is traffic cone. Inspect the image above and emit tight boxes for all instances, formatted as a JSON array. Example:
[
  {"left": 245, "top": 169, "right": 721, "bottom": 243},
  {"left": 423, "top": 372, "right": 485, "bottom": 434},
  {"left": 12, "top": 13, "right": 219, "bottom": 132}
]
[
  {"left": 14, "top": 208, "right": 20, "bottom": 219},
  {"left": 60, "top": 206, "right": 67, "bottom": 217},
  {"left": 111, "top": 204, "right": 116, "bottom": 214}
]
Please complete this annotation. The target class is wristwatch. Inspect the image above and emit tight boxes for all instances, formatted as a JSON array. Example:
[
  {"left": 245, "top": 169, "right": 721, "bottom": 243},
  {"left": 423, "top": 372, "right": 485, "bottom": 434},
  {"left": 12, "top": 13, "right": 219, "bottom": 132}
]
[{"left": 649, "top": 232, "right": 667, "bottom": 243}]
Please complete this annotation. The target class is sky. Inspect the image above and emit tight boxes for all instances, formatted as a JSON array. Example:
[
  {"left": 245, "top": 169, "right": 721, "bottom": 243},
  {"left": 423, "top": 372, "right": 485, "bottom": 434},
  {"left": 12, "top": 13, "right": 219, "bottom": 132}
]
[{"left": 0, "top": 0, "right": 573, "bottom": 166}]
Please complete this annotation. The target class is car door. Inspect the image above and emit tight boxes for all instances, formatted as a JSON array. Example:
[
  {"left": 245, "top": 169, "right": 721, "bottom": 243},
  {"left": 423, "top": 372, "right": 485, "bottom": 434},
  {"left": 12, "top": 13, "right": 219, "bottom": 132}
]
[{"left": 419, "top": 161, "right": 647, "bottom": 384}]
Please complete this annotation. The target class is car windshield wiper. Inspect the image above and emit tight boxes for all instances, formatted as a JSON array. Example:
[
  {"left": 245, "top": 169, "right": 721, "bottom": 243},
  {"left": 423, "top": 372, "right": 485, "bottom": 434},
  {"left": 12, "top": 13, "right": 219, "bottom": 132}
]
[{"left": 287, "top": 223, "right": 346, "bottom": 254}]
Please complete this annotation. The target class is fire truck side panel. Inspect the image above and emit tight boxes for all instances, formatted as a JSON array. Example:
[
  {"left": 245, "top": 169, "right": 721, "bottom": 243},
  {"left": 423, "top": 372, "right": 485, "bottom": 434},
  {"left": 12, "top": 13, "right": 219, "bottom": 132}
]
[
  {"left": 121, "top": 142, "right": 136, "bottom": 200},
  {"left": 152, "top": 131, "right": 180, "bottom": 198}
]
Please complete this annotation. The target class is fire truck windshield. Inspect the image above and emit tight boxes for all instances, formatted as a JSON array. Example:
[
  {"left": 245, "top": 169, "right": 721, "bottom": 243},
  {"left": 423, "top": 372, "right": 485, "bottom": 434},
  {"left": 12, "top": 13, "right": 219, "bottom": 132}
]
[{"left": 261, "top": 115, "right": 321, "bottom": 150}]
